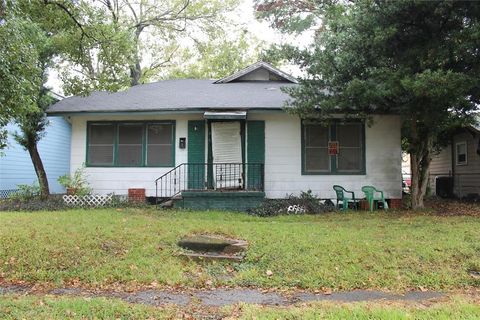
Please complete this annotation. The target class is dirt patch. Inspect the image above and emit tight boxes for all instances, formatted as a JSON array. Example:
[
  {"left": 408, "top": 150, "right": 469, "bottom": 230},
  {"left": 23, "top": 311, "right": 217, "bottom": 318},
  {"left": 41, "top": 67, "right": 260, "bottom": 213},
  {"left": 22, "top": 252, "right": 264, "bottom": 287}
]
[{"left": 425, "top": 198, "right": 480, "bottom": 216}]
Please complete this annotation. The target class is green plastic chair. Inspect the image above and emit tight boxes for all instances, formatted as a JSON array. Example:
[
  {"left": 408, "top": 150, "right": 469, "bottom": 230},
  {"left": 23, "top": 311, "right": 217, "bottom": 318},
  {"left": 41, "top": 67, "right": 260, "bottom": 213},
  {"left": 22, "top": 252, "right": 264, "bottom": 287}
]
[
  {"left": 361, "top": 186, "right": 389, "bottom": 211},
  {"left": 333, "top": 185, "right": 357, "bottom": 211}
]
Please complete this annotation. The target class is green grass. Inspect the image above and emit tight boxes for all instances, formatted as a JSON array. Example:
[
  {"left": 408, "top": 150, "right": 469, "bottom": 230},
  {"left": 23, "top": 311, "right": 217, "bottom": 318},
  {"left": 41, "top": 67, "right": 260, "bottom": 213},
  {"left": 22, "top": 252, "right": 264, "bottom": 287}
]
[
  {"left": 0, "top": 295, "right": 479, "bottom": 319},
  {"left": 0, "top": 209, "right": 479, "bottom": 291},
  {"left": 235, "top": 298, "right": 480, "bottom": 319},
  {"left": 0, "top": 295, "right": 174, "bottom": 319}
]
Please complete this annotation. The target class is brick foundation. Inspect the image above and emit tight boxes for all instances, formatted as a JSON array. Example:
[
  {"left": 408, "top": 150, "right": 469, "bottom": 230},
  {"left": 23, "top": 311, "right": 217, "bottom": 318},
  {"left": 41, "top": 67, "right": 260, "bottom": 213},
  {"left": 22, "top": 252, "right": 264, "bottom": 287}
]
[
  {"left": 128, "top": 188, "right": 146, "bottom": 203},
  {"left": 388, "top": 198, "right": 402, "bottom": 209}
]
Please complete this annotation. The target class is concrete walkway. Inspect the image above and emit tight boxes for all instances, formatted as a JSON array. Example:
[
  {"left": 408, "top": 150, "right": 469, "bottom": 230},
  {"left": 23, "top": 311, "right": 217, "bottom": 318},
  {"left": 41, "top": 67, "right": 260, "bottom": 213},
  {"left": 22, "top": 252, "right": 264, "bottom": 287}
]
[{"left": 0, "top": 284, "right": 445, "bottom": 307}]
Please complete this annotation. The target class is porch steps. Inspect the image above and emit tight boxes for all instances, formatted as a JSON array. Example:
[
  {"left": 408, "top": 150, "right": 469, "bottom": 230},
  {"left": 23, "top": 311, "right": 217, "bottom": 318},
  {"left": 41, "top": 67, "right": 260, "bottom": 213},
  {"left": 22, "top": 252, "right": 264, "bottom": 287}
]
[
  {"left": 159, "top": 194, "right": 183, "bottom": 209},
  {"left": 174, "top": 190, "right": 265, "bottom": 211}
]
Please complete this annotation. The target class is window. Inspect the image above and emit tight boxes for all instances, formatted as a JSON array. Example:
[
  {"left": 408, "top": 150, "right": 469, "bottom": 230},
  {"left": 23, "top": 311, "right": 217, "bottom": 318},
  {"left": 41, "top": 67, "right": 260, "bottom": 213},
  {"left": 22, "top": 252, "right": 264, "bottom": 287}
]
[
  {"left": 147, "top": 124, "right": 173, "bottom": 166},
  {"left": 336, "top": 123, "right": 363, "bottom": 173},
  {"left": 88, "top": 124, "right": 115, "bottom": 165},
  {"left": 304, "top": 124, "right": 330, "bottom": 172},
  {"left": 118, "top": 124, "right": 143, "bottom": 166},
  {"left": 456, "top": 141, "right": 467, "bottom": 165},
  {"left": 86, "top": 121, "right": 175, "bottom": 167},
  {"left": 302, "top": 121, "right": 365, "bottom": 175}
]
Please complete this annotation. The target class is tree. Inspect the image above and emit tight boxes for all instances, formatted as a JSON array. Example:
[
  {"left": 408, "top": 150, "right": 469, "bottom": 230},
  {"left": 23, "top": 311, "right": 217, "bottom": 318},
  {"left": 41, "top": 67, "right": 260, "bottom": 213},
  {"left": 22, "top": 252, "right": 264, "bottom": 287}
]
[
  {"left": 0, "top": 6, "right": 53, "bottom": 198},
  {"left": 32, "top": 0, "right": 238, "bottom": 95},
  {"left": 259, "top": 0, "right": 480, "bottom": 208},
  {"left": 165, "top": 31, "right": 262, "bottom": 79},
  {"left": 0, "top": 16, "right": 44, "bottom": 150}
]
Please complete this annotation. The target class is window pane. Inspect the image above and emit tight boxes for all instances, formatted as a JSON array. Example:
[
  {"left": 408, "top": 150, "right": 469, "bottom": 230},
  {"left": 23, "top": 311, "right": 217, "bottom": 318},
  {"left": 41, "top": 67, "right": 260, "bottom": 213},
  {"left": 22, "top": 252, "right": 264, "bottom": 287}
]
[
  {"left": 147, "top": 124, "right": 173, "bottom": 166},
  {"left": 148, "top": 124, "right": 172, "bottom": 144},
  {"left": 337, "top": 123, "right": 363, "bottom": 172},
  {"left": 304, "top": 124, "right": 330, "bottom": 172},
  {"left": 306, "top": 125, "right": 328, "bottom": 147},
  {"left": 88, "top": 146, "right": 113, "bottom": 165},
  {"left": 147, "top": 145, "right": 172, "bottom": 166},
  {"left": 90, "top": 124, "right": 114, "bottom": 144},
  {"left": 118, "top": 124, "right": 143, "bottom": 166},
  {"left": 118, "top": 145, "right": 142, "bottom": 166},
  {"left": 305, "top": 148, "right": 329, "bottom": 172},
  {"left": 88, "top": 124, "right": 114, "bottom": 165},
  {"left": 337, "top": 124, "right": 361, "bottom": 147},
  {"left": 457, "top": 143, "right": 467, "bottom": 164},
  {"left": 118, "top": 124, "right": 143, "bottom": 144},
  {"left": 337, "top": 149, "right": 362, "bottom": 171}
]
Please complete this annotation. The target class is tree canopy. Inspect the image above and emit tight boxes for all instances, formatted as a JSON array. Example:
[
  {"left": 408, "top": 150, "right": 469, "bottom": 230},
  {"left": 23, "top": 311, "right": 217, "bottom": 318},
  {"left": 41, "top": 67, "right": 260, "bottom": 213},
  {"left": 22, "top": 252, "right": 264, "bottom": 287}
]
[
  {"left": 22, "top": 0, "right": 240, "bottom": 95},
  {"left": 258, "top": 0, "right": 480, "bottom": 208}
]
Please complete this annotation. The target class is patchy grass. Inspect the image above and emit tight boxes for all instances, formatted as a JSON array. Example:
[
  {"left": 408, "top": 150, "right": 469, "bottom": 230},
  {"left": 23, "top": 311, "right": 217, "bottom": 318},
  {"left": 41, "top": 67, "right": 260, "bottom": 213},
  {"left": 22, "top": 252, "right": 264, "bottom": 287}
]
[
  {"left": 0, "top": 208, "right": 479, "bottom": 291},
  {"left": 0, "top": 295, "right": 479, "bottom": 319},
  {"left": 0, "top": 295, "right": 175, "bottom": 319},
  {"left": 233, "top": 297, "right": 480, "bottom": 319}
]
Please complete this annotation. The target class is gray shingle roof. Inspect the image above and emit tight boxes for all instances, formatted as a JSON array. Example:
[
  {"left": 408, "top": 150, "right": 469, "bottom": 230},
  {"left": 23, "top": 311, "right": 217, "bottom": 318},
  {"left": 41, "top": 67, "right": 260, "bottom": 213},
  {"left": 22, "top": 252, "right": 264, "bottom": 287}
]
[{"left": 47, "top": 80, "right": 297, "bottom": 114}]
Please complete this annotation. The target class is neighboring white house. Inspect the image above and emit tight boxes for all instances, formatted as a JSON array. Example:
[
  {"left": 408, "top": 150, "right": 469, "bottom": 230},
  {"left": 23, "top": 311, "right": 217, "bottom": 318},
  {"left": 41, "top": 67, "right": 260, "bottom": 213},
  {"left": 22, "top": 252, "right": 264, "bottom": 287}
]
[
  {"left": 46, "top": 62, "right": 402, "bottom": 209},
  {"left": 429, "top": 119, "right": 480, "bottom": 198}
]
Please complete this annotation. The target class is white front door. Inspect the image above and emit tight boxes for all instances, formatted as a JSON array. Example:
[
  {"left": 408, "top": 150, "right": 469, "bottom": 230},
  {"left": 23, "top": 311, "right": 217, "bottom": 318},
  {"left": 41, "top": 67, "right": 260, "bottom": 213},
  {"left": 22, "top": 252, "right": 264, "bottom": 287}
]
[{"left": 211, "top": 121, "right": 243, "bottom": 189}]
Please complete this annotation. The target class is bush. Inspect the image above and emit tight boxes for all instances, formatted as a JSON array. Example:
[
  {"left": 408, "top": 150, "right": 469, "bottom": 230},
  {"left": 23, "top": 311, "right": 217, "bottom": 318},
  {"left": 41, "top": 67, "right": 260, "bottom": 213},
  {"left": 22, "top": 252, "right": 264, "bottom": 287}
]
[
  {"left": 0, "top": 195, "right": 68, "bottom": 211},
  {"left": 0, "top": 194, "right": 152, "bottom": 212},
  {"left": 10, "top": 182, "right": 41, "bottom": 201},
  {"left": 57, "top": 166, "right": 91, "bottom": 196},
  {"left": 248, "top": 190, "right": 336, "bottom": 217}
]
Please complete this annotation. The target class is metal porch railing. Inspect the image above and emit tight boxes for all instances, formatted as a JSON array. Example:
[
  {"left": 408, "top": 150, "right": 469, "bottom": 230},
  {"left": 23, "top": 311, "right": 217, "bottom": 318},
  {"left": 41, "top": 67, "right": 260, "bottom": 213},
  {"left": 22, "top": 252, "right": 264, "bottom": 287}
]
[{"left": 154, "top": 163, "right": 264, "bottom": 202}]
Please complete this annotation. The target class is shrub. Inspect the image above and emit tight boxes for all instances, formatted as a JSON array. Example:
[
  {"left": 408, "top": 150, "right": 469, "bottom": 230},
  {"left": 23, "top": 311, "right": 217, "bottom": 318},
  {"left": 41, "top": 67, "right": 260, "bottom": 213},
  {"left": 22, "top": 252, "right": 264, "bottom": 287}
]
[
  {"left": 10, "top": 182, "right": 41, "bottom": 201},
  {"left": 248, "top": 190, "right": 336, "bottom": 217},
  {"left": 57, "top": 166, "right": 91, "bottom": 196},
  {"left": 0, "top": 195, "right": 68, "bottom": 211}
]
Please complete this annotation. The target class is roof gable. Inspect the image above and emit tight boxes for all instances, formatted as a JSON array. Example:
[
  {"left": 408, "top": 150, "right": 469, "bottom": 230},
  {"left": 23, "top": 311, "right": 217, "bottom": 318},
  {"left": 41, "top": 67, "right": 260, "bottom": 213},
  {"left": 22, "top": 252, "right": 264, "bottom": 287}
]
[{"left": 214, "top": 61, "right": 298, "bottom": 84}]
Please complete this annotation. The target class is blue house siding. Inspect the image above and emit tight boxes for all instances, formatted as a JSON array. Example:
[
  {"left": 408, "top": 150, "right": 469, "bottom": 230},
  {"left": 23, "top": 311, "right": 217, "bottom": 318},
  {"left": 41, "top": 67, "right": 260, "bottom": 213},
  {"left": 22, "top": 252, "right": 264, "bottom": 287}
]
[{"left": 0, "top": 116, "right": 71, "bottom": 194}]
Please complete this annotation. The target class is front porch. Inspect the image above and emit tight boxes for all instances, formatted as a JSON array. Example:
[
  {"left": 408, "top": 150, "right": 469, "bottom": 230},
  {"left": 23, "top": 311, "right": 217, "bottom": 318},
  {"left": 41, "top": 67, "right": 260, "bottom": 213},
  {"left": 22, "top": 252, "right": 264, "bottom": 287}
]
[{"left": 155, "top": 162, "right": 265, "bottom": 210}]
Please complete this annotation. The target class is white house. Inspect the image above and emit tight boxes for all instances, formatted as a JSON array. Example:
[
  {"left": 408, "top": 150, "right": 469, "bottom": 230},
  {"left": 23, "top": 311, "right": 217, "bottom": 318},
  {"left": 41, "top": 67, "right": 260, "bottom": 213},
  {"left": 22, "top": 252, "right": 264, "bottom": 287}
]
[{"left": 46, "top": 62, "right": 402, "bottom": 210}]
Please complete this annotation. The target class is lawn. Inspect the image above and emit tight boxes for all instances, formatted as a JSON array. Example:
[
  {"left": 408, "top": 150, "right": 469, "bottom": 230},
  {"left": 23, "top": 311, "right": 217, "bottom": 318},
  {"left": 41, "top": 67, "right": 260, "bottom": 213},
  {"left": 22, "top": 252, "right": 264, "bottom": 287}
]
[
  {"left": 0, "top": 208, "right": 479, "bottom": 291},
  {"left": 1, "top": 295, "right": 479, "bottom": 319}
]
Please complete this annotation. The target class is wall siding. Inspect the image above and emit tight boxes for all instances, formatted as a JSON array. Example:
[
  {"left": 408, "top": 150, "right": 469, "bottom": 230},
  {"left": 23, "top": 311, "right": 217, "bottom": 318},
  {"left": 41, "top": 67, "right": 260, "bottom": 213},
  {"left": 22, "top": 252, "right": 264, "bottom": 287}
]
[
  {"left": 452, "top": 131, "right": 480, "bottom": 196},
  {"left": 0, "top": 117, "right": 71, "bottom": 193},
  {"left": 429, "top": 145, "right": 452, "bottom": 195},
  {"left": 70, "top": 113, "right": 402, "bottom": 199}
]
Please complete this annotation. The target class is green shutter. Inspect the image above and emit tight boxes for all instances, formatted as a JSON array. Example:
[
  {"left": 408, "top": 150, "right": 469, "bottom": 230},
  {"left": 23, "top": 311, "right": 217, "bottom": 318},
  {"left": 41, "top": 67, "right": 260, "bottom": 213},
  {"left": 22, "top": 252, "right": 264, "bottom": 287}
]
[
  {"left": 188, "top": 121, "right": 206, "bottom": 189},
  {"left": 247, "top": 121, "right": 265, "bottom": 190}
]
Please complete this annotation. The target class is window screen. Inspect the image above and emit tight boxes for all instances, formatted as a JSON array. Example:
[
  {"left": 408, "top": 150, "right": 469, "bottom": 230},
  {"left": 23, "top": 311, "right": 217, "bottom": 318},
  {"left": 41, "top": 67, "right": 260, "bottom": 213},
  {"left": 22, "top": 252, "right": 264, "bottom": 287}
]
[
  {"left": 117, "top": 124, "right": 143, "bottom": 166},
  {"left": 304, "top": 124, "right": 330, "bottom": 172},
  {"left": 88, "top": 124, "right": 115, "bottom": 165},
  {"left": 337, "top": 123, "right": 363, "bottom": 172},
  {"left": 147, "top": 124, "right": 173, "bottom": 166}
]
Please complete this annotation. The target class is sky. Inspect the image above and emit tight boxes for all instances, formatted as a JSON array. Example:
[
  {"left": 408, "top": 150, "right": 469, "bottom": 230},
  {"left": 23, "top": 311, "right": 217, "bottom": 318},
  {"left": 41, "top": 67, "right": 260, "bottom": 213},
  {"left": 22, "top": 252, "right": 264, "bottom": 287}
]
[{"left": 47, "top": 0, "right": 314, "bottom": 96}]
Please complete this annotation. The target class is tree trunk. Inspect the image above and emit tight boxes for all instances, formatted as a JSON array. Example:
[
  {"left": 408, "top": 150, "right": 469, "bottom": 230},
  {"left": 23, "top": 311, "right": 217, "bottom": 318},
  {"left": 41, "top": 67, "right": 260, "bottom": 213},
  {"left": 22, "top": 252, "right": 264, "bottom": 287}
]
[
  {"left": 129, "top": 61, "right": 141, "bottom": 86},
  {"left": 410, "top": 141, "right": 433, "bottom": 209},
  {"left": 129, "top": 27, "right": 143, "bottom": 86},
  {"left": 27, "top": 142, "right": 50, "bottom": 199}
]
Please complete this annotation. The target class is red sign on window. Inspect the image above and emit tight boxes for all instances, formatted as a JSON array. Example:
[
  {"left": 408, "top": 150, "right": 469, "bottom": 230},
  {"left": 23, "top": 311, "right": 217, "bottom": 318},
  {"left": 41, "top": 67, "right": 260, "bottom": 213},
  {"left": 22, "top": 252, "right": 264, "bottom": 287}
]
[{"left": 328, "top": 141, "right": 339, "bottom": 155}]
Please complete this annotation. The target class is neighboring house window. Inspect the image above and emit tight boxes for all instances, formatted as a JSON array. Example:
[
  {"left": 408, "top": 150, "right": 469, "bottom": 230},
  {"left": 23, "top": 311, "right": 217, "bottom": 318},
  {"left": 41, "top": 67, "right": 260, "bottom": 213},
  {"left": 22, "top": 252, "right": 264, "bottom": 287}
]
[
  {"left": 87, "top": 121, "right": 175, "bottom": 167},
  {"left": 456, "top": 141, "right": 467, "bottom": 165},
  {"left": 302, "top": 121, "right": 365, "bottom": 175}
]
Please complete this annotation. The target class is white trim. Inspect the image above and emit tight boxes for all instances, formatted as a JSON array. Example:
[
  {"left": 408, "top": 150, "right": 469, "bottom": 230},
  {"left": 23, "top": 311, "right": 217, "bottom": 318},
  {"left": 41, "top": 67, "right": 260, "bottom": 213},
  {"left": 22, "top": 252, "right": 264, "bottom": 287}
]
[
  {"left": 455, "top": 141, "right": 468, "bottom": 166},
  {"left": 213, "top": 61, "right": 298, "bottom": 84}
]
